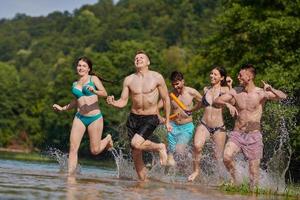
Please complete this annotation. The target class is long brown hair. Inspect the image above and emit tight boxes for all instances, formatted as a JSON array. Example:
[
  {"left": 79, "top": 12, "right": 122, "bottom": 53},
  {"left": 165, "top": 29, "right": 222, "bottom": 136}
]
[
  {"left": 75, "top": 56, "right": 115, "bottom": 83},
  {"left": 213, "top": 66, "right": 228, "bottom": 87}
]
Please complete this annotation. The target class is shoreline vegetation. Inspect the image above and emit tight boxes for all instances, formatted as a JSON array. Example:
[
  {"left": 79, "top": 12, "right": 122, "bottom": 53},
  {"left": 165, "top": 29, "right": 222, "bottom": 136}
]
[
  {"left": 220, "top": 183, "right": 300, "bottom": 199},
  {"left": 0, "top": 149, "right": 299, "bottom": 199}
]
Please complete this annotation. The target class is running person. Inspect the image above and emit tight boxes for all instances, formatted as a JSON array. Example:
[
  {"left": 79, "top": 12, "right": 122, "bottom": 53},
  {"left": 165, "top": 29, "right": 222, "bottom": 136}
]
[
  {"left": 214, "top": 64, "right": 287, "bottom": 188},
  {"left": 53, "top": 56, "right": 113, "bottom": 175},
  {"left": 159, "top": 71, "right": 202, "bottom": 166},
  {"left": 188, "top": 66, "right": 232, "bottom": 181},
  {"left": 106, "top": 50, "right": 171, "bottom": 181}
]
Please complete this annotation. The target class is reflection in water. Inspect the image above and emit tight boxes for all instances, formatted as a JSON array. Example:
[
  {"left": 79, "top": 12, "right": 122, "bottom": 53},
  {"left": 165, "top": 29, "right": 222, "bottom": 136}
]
[
  {"left": 66, "top": 176, "right": 77, "bottom": 200},
  {"left": 66, "top": 176, "right": 102, "bottom": 200}
]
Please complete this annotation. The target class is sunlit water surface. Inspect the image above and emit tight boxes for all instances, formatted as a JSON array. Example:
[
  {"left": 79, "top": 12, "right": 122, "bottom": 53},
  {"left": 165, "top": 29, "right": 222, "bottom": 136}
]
[{"left": 0, "top": 158, "right": 283, "bottom": 200}]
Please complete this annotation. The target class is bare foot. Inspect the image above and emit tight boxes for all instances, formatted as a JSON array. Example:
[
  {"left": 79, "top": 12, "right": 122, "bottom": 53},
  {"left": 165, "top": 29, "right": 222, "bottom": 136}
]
[
  {"left": 138, "top": 167, "right": 148, "bottom": 181},
  {"left": 188, "top": 171, "right": 199, "bottom": 182},
  {"left": 105, "top": 134, "right": 113, "bottom": 150},
  {"left": 167, "top": 155, "right": 176, "bottom": 167},
  {"left": 159, "top": 144, "right": 168, "bottom": 166}
]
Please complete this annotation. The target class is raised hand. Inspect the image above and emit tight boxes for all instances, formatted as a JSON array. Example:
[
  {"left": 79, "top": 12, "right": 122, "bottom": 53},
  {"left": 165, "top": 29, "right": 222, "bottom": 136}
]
[
  {"left": 261, "top": 80, "right": 273, "bottom": 91},
  {"left": 86, "top": 86, "right": 96, "bottom": 93}
]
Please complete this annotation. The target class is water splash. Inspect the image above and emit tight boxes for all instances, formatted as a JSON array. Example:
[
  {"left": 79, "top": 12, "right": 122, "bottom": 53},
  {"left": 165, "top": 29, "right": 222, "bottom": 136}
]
[
  {"left": 43, "top": 147, "right": 81, "bottom": 174},
  {"left": 110, "top": 123, "right": 229, "bottom": 184},
  {"left": 110, "top": 99, "right": 294, "bottom": 193},
  {"left": 110, "top": 148, "right": 137, "bottom": 179},
  {"left": 261, "top": 116, "right": 292, "bottom": 192}
]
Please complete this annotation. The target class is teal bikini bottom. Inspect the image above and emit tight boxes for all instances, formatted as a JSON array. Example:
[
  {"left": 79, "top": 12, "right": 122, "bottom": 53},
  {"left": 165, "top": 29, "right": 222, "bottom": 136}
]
[{"left": 75, "top": 112, "right": 103, "bottom": 127}]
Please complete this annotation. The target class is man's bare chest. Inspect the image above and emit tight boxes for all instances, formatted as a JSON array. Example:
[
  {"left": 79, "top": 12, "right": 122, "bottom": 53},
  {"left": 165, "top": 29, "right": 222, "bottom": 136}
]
[
  {"left": 129, "top": 79, "right": 158, "bottom": 95},
  {"left": 235, "top": 93, "right": 262, "bottom": 110}
]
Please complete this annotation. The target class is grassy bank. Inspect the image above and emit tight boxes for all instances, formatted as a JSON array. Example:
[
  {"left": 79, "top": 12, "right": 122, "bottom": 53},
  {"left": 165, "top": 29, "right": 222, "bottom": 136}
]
[
  {"left": 220, "top": 183, "right": 300, "bottom": 199},
  {"left": 0, "top": 150, "right": 116, "bottom": 169},
  {"left": 0, "top": 151, "right": 53, "bottom": 162}
]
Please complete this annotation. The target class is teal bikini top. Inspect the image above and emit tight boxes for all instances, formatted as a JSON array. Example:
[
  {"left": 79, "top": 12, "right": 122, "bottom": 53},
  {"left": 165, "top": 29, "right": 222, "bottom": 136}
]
[{"left": 71, "top": 76, "right": 96, "bottom": 99}]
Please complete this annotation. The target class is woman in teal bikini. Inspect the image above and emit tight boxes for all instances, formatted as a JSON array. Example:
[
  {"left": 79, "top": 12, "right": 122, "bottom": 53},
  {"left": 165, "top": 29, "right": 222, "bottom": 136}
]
[
  {"left": 188, "top": 66, "right": 232, "bottom": 182},
  {"left": 53, "top": 56, "right": 113, "bottom": 175}
]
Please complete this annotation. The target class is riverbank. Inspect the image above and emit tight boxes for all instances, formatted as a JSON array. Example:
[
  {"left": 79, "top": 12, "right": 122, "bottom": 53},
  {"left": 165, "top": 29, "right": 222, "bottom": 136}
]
[
  {"left": 0, "top": 150, "right": 116, "bottom": 169},
  {"left": 220, "top": 182, "right": 300, "bottom": 199}
]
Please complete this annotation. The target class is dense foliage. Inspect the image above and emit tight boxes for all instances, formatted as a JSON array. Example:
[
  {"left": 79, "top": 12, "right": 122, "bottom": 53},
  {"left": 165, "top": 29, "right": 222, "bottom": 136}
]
[{"left": 0, "top": 0, "right": 298, "bottom": 181}]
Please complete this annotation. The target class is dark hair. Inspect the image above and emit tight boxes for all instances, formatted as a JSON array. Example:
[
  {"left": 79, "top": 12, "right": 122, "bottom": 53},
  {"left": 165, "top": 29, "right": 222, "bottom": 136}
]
[
  {"left": 76, "top": 56, "right": 114, "bottom": 83},
  {"left": 170, "top": 71, "right": 184, "bottom": 82},
  {"left": 76, "top": 56, "right": 93, "bottom": 71},
  {"left": 213, "top": 66, "right": 227, "bottom": 87},
  {"left": 135, "top": 50, "right": 150, "bottom": 61},
  {"left": 240, "top": 63, "right": 256, "bottom": 78}
]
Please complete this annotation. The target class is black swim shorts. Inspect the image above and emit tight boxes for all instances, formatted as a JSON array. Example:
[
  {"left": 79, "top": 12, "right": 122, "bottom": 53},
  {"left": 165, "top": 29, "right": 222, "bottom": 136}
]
[{"left": 126, "top": 113, "right": 160, "bottom": 140}]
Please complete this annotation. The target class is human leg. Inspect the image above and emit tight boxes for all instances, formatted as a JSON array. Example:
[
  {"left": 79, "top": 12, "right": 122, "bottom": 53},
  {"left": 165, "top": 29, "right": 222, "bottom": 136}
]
[
  {"left": 223, "top": 141, "right": 240, "bottom": 185},
  {"left": 131, "top": 134, "right": 167, "bottom": 166},
  {"left": 175, "top": 122, "right": 194, "bottom": 154},
  {"left": 212, "top": 130, "right": 227, "bottom": 178},
  {"left": 249, "top": 159, "right": 260, "bottom": 189},
  {"left": 132, "top": 148, "right": 148, "bottom": 181},
  {"left": 212, "top": 130, "right": 226, "bottom": 161},
  {"left": 87, "top": 117, "right": 113, "bottom": 155},
  {"left": 68, "top": 117, "right": 86, "bottom": 175},
  {"left": 167, "top": 130, "right": 177, "bottom": 166},
  {"left": 241, "top": 132, "right": 263, "bottom": 189},
  {"left": 188, "top": 124, "right": 209, "bottom": 181},
  {"left": 171, "top": 122, "right": 194, "bottom": 167}
]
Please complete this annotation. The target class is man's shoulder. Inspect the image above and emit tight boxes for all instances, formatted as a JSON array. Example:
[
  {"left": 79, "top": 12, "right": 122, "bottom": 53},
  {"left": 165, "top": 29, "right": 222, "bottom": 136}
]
[
  {"left": 149, "top": 70, "right": 164, "bottom": 83},
  {"left": 254, "top": 87, "right": 268, "bottom": 98},
  {"left": 185, "top": 86, "right": 198, "bottom": 93},
  {"left": 123, "top": 74, "right": 135, "bottom": 84},
  {"left": 149, "top": 70, "right": 163, "bottom": 77}
]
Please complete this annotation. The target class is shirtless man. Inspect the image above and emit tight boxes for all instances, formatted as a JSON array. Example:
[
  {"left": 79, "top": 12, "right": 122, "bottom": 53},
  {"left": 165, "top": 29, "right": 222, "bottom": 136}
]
[
  {"left": 159, "top": 71, "right": 202, "bottom": 166},
  {"left": 214, "top": 64, "right": 287, "bottom": 188},
  {"left": 106, "top": 50, "right": 172, "bottom": 181}
]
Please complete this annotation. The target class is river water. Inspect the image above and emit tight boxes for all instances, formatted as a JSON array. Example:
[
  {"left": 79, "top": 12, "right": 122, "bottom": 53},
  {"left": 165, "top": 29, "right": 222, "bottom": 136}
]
[{"left": 0, "top": 158, "right": 284, "bottom": 200}]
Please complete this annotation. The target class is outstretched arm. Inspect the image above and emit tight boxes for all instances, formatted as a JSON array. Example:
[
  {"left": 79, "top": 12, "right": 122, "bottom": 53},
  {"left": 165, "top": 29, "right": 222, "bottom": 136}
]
[
  {"left": 53, "top": 99, "right": 77, "bottom": 112},
  {"left": 106, "top": 77, "right": 129, "bottom": 108},
  {"left": 262, "top": 81, "right": 287, "bottom": 100}
]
